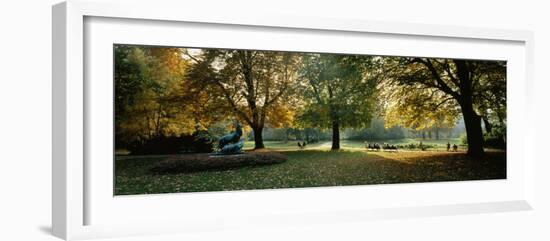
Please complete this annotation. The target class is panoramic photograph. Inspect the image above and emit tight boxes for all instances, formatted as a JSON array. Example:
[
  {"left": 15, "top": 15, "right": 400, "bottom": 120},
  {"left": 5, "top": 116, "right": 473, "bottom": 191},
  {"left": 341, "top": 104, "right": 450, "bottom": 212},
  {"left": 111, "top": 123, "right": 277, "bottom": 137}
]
[{"left": 114, "top": 44, "right": 507, "bottom": 195}]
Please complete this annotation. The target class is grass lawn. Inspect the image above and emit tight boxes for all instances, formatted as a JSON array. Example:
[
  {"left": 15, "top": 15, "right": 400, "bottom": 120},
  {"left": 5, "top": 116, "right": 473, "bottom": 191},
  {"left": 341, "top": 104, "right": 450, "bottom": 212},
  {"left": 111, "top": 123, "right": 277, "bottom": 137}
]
[
  {"left": 115, "top": 142, "right": 506, "bottom": 195},
  {"left": 244, "top": 139, "right": 464, "bottom": 151},
  {"left": 243, "top": 140, "right": 327, "bottom": 150}
]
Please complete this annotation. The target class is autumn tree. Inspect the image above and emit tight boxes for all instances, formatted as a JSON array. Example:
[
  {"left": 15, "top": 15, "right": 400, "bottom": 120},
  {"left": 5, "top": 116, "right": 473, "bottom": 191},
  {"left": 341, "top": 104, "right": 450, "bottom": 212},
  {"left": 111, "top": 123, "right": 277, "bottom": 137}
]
[
  {"left": 383, "top": 80, "right": 461, "bottom": 139},
  {"left": 385, "top": 58, "right": 506, "bottom": 156},
  {"left": 474, "top": 61, "right": 507, "bottom": 137},
  {"left": 186, "top": 49, "right": 300, "bottom": 149},
  {"left": 298, "top": 54, "right": 378, "bottom": 150},
  {"left": 114, "top": 46, "right": 202, "bottom": 148}
]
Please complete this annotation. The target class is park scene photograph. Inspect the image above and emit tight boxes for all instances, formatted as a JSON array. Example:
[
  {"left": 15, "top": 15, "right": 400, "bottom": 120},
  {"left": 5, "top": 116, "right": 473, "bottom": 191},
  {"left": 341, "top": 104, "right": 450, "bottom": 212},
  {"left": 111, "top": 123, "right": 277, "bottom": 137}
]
[{"left": 114, "top": 44, "right": 507, "bottom": 195}]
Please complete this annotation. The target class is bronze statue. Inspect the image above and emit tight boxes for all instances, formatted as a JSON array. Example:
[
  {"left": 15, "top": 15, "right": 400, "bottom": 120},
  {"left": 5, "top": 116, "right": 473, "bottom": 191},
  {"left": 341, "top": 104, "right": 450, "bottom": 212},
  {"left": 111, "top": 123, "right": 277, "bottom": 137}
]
[{"left": 217, "top": 123, "right": 244, "bottom": 154}]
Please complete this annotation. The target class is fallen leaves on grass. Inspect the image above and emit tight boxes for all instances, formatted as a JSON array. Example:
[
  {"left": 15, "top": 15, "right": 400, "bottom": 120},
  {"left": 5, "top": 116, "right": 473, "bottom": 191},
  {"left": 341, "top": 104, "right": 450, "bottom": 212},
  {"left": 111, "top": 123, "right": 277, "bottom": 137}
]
[{"left": 115, "top": 150, "right": 506, "bottom": 195}]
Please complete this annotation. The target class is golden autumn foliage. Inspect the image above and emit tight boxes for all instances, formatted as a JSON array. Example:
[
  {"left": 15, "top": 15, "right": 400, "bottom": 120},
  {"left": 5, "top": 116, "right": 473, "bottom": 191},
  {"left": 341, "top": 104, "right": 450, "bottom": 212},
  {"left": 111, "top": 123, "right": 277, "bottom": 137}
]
[
  {"left": 383, "top": 83, "right": 460, "bottom": 131},
  {"left": 115, "top": 46, "right": 207, "bottom": 144}
]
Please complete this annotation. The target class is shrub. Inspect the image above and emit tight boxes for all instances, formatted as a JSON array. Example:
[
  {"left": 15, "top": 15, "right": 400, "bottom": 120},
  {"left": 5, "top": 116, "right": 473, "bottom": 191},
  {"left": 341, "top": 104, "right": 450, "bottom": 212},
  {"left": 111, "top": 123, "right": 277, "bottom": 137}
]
[
  {"left": 402, "top": 143, "right": 436, "bottom": 150},
  {"left": 484, "top": 124, "right": 506, "bottom": 149},
  {"left": 484, "top": 136, "right": 505, "bottom": 149},
  {"left": 128, "top": 132, "right": 213, "bottom": 155},
  {"left": 484, "top": 130, "right": 506, "bottom": 149}
]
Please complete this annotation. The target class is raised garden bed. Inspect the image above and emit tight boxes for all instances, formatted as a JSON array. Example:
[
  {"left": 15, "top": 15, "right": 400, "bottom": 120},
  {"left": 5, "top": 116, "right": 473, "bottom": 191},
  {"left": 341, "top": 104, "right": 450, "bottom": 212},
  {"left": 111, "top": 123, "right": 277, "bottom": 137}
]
[{"left": 150, "top": 151, "right": 287, "bottom": 174}]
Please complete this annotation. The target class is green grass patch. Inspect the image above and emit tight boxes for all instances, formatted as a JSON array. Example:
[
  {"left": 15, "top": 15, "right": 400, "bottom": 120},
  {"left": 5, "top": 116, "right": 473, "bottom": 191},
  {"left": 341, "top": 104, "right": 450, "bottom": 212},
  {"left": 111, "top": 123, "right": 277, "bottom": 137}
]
[{"left": 243, "top": 140, "right": 326, "bottom": 150}]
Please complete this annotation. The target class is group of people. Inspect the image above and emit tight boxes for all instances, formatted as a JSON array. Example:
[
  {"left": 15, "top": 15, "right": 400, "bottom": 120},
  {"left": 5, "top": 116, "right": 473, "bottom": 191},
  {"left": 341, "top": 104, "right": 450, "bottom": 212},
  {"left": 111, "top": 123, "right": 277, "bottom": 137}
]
[
  {"left": 296, "top": 140, "right": 460, "bottom": 152},
  {"left": 366, "top": 143, "right": 398, "bottom": 152},
  {"left": 446, "top": 142, "right": 458, "bottom": 152},
  {"left": 418, "top": 141, "right": 459, "bottom": 152}
]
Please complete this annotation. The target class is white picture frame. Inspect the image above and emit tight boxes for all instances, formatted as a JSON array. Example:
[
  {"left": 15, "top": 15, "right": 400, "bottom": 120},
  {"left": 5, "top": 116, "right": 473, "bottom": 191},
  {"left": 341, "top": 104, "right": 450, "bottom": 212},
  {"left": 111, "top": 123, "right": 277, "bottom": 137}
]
[{"left": 52, "top": 0, "right": 535, "bottom": 240}]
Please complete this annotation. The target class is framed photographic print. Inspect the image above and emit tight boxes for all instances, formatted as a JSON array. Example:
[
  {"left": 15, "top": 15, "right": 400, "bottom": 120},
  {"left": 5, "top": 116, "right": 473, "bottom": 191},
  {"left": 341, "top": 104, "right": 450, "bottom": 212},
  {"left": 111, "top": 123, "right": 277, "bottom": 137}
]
[{"left": 53, "top": 0, "right": 535, "bottom": 240}]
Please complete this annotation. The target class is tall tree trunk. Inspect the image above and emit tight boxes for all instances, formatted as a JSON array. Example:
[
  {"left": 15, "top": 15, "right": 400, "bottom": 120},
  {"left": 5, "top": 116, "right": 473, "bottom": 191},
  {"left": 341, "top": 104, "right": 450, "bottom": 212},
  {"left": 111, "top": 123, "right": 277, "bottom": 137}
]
[
  {"left": 284, "top": 128, "right": 289, "bottom": 143},
  {"left": 460, "top": 101, "right": 485, "bottom": 157},
  {"left": 435, "top": 127, "right": 440, "bottom": 140},
  {"left": 155, "top": 104, "right": 163, "bottom": 137},
  {"left": 422, "top": 131, "right": 426, "bottom": 140},
  {"left": 482, "top": 117, "right": 493, "bottom": 134},
  {"left": 146, "top": 115, "right": 152, "bottom": 139},
  {"left": 454, "top": 60, "right": 484, "bottom": 157},
  {"left": 331, "top": 120, "right": 340, "bottom": 150},
  {"left": 252, "top": 125, "right": 265, "bottom": 149}
]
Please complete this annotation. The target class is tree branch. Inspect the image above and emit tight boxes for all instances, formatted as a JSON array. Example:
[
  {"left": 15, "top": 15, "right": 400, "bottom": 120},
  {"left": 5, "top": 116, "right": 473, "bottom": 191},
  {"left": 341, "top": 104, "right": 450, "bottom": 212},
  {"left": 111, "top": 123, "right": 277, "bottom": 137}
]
[
  {"left": 182, "top": 49, "right": 200, "bottom": 63},
  {"left": 433, "top": 96, "right": 454, "bottom": 110},
  {"left": 413, "top": 58, "right": 460, "bottom": 99},
  {"left": 214, "top": 81, "right": 253, "bottom": 126}
]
